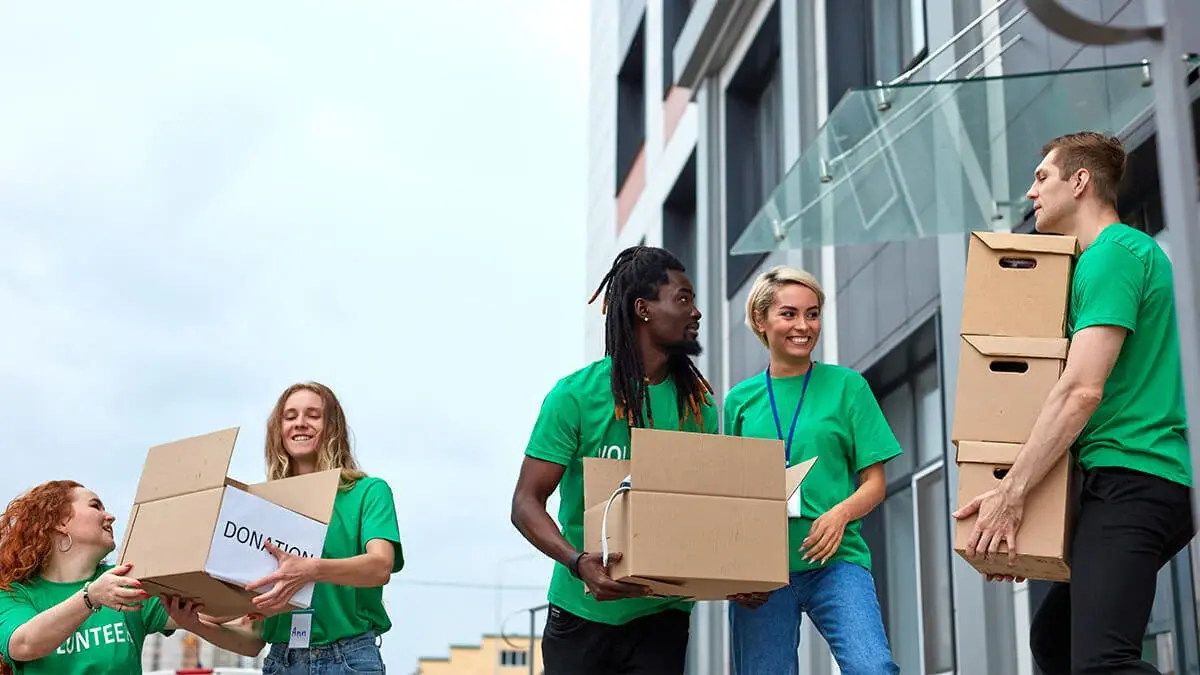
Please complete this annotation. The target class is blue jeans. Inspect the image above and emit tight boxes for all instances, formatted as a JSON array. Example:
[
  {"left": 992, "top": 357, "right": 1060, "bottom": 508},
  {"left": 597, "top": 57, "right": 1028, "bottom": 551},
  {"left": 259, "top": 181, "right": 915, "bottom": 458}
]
[
  {"left": 729, "top": 562, "right": 898, "bottom": 675},
  {"left": 262, "top": 632, "right": 385, "bottom": 674}
]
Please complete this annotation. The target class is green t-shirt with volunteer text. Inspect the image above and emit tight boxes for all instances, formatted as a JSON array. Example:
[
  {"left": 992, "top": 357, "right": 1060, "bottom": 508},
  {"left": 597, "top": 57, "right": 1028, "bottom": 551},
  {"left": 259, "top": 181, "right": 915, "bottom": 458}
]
[
  {"left": 1069, "top": 223, "right": 1191, "bottom": 487},
  {"left": 262, "top": 476, "right": 404, "bottom": 646},
  {"left": 0, "top": 564, "right": 171, "bottom": 675},
  {"left": 724, "top": 363, "right": 902, "bottom": 574},
  {"left": 525, "top": 356, "right": 719, "bottom": 626}
]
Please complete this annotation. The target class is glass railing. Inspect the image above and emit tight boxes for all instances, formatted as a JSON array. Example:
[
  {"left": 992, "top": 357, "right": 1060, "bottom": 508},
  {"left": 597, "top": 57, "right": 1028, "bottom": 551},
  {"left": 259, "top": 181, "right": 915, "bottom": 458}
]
[{"left": 731, "top": 62, "right": 1157, "bottom": 254}]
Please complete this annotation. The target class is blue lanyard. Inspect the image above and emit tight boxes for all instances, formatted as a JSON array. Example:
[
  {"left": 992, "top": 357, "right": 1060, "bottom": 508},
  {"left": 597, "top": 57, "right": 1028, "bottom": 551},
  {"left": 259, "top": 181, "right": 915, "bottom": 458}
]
[{"left": 764, "top": 363, "right": 813, "bottom": 466}]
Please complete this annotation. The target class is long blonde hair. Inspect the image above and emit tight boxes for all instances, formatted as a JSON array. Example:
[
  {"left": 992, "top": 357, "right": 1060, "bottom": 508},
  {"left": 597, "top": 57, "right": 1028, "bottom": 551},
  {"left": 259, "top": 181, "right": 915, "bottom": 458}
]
[{"left": 265, "top": 382, "right": 366, "bottom": 490}]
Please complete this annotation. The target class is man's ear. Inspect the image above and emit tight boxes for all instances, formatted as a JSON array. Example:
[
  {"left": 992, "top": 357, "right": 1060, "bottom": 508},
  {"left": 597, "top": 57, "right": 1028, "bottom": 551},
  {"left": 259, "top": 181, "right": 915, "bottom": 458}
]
[
  {"left": 1073, "top": 168, "right": 1091, "bottom": 198},
  {"left": 634, "top": 298, "right": 650, "bottom": 322}
]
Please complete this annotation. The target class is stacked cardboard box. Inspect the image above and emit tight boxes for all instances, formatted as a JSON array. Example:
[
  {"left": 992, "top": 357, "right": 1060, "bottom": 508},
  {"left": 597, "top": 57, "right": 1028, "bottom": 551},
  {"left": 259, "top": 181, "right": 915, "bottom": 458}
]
[{"left": 950, "top": 232, "right": 1078, "bottom": 582}]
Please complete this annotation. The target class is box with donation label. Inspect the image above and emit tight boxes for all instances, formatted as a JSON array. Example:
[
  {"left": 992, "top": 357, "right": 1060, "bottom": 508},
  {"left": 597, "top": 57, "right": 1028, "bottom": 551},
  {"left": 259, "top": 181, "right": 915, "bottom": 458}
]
[
  {"left": 117, "top": 427, "right": 340, "bottom": 617},
  {"left": 582, "top": 428, "right": 816, "bottom": 601}
]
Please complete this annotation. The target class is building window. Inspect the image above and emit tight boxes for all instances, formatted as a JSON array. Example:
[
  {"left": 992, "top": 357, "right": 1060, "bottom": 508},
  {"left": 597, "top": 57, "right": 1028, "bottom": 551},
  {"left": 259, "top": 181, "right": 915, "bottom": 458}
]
[
  {"left": 724, "top": 0, "right": 782, "bottom": 298},
  {"left": 664, "top": 151, "right": 698, "bottom": 274},
  {"left": 870, "top": 0, "right": 928, "bottom": 82},
  {"left": 662, "top": 0, "right": 692, "bottom": 97},
  {"left": 500, "top": 649, "right": 529, "bottom": 667},
  {"left": 826, "top": 0, "right": 927, "bottom": 113},
  {"left": 617, "top": 15, "right": 647, "bottom": 195},
  {"left": 861, "top": 318, "right": 955, "bottom": 675}
]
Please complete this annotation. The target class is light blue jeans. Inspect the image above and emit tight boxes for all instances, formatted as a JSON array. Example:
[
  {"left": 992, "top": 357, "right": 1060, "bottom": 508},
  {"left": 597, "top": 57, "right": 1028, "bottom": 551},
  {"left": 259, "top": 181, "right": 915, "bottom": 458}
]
[
  {"left": 729, "top": 562, "right": 898, "bottom": 675},
  {"left": 262, "top": 632, "right": 385, "bottom": 674}
]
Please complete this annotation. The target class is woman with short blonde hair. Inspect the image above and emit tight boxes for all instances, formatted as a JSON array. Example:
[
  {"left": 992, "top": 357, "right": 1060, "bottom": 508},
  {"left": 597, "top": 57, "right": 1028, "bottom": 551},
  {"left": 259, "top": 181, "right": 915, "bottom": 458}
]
[{"left": 726, "top": 265, "right": 900, "bottom": 674}]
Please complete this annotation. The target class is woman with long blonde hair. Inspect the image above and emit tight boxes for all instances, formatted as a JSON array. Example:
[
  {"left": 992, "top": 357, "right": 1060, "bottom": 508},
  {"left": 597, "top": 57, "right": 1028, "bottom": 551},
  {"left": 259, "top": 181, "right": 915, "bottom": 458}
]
[
  {"left": 0, "top": 480, "right": 260, "bottom": 674},
  {"left": 234, "top": 381, "right": 404, "bottom": 674}
]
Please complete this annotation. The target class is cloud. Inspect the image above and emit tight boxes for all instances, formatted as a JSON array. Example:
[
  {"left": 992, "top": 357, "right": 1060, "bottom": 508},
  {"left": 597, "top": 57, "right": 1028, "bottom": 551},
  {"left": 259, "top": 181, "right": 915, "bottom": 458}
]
[{"left": 0, "top": 0, "right": 587, "bottom": 669}]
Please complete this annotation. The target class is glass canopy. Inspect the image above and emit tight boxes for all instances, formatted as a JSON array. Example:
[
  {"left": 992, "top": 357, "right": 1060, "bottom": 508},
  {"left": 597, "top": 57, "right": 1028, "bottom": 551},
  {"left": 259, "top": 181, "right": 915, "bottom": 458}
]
[{"left": 731, "top": 62, "right": 1160, "bottom": 254}]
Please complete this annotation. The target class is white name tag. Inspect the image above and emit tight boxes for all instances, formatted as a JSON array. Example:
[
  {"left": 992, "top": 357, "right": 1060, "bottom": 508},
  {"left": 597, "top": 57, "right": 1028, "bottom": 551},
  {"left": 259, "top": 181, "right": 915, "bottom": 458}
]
[
  {"left": 787, "top": 489, "right": 802, "bottom": 519},
  {"left": 288, "top": 612, "right": 313, "bottom": 649}
]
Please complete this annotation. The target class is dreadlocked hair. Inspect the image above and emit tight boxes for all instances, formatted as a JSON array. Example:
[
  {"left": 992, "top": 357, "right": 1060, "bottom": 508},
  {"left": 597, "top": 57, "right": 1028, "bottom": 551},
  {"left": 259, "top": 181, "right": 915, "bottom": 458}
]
[{"left": 588, "top": 245, "right": 713, "bottom": 430}]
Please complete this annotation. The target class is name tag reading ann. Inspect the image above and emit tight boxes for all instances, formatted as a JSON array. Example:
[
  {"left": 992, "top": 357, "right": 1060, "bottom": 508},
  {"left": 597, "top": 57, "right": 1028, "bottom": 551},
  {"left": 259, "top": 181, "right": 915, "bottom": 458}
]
[{"left": 289, "top": 612, "right": 313, "bottom": 649}]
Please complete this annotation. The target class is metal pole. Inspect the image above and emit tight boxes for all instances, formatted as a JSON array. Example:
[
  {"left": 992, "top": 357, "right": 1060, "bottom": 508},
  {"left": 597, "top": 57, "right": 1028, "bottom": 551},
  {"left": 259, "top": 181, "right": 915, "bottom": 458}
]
[
  {"left": 1144, "top": 0, "right": 1200, "bottom": 555},
  {"left": 528, "top": 606, "right": 537, "bottom": 675}
]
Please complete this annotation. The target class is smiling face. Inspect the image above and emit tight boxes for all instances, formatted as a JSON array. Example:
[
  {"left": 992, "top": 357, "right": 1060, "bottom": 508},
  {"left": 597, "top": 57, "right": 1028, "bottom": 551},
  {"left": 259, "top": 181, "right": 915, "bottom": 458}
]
[
  {"left": 281, "top": 388, "right": 325, "bottom": 463},
  {"left": 755, "top": 282, "right": 822, "bottom": 364},
  {"left": 59, "top": 487, "right": 116, "bottom": 554},
  {"left": 637, "top": 269, "right": 703, "bottom": 356}
]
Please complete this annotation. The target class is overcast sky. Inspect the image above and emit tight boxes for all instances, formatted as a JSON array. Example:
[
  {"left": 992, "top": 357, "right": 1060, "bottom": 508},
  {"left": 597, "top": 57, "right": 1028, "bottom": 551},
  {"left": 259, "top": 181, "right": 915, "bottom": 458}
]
[{"left": 0, "top": 2, "right": 586, "bottom": 670}]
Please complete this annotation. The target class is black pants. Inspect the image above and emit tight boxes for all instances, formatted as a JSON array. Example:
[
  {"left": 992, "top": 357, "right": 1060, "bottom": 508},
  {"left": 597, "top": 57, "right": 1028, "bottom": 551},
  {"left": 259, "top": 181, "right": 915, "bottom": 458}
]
[
  {"left": 541, "top": 604, "right": 691, "bottom": 675},
  {"left": 1030, "top": 467, "right": 1196, "bottom": 674}
]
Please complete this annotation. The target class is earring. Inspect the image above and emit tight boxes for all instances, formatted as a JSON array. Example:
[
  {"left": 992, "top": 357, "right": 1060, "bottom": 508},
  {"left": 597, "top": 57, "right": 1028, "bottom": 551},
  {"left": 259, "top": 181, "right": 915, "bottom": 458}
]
[
  {"left": 643, "top": 316, "right": 649, "bottom": 323},
  {"left": 58, "top": 533, "right": 73, "bottom": 553}
]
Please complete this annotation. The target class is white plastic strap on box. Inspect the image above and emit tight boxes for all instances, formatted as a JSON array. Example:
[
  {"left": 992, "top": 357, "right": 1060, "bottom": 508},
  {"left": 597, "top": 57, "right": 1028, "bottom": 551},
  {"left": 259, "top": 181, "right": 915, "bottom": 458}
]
[{"left": 600, "top": 476, "right": 633, "bottom": 567}]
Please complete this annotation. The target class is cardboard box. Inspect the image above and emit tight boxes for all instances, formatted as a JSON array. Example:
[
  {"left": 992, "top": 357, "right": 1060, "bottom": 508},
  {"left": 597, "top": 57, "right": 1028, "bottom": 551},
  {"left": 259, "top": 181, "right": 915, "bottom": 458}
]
[
  {"left": 117, "top": 428, "right": 341, "bottom": 617},
  {"left": 582, "top": 428, "right": 815, "bottom": 601},
  {"left": 951, "top": 335, "right": 1069, "bottom": 444},
  {"left": 953, "top": 441, "right": 1075, "bottom": 582},
  {"left": 960, "top": 232, "right": 1078, "bottom": 338}
]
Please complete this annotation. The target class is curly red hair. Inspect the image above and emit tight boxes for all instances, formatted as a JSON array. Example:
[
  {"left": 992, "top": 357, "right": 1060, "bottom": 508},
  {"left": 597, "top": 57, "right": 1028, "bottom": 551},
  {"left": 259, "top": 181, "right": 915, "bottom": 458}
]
[{"left": 0, "top": 480, "right": 82, "bottom": 592}]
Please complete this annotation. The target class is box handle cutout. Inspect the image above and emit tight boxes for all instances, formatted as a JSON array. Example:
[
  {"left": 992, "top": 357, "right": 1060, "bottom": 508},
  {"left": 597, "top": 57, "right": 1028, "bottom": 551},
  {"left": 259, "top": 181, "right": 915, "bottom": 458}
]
[
  {"left": 999, "top": 256, "right": 1037, "bottom": 270},
  {"left": 993, "top": 468, "right": 1010, "bottom": 480},
  {"left": 989, "top": 360, "right": 1029, "bottom": 373}
]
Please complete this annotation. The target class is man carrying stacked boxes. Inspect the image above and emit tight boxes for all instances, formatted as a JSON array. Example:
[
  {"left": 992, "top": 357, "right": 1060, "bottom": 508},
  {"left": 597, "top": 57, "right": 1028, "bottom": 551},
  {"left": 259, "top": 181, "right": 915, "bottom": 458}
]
[{"left": 953, "top": 131, "right": 1195, "bottom": 674}]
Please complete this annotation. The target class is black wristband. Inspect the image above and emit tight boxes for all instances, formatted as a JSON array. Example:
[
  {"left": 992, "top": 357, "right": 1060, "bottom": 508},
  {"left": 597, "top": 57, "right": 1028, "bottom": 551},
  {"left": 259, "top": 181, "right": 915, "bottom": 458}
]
[
  {"left": 568, "top": 551, "right": 586, "bottom": 579},
  {"left": 82, "top": 583, "right": 100, "bottom": 613}
]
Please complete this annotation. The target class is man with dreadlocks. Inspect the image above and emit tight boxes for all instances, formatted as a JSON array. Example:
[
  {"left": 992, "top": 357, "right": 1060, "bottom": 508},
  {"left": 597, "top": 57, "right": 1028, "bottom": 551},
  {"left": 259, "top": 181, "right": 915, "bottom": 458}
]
[{"left": 511, "top": 245, "right": 717, "bottom": 675}]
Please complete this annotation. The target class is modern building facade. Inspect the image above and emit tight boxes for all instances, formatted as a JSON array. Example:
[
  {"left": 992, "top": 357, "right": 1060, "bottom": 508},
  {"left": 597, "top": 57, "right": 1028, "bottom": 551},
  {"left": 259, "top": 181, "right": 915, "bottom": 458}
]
[
  {"left": 414, "top": 634, "right": 543, "bottom": 675},
  {"left": 585, "top": 1, "right": 1200, "bottom": 673}
]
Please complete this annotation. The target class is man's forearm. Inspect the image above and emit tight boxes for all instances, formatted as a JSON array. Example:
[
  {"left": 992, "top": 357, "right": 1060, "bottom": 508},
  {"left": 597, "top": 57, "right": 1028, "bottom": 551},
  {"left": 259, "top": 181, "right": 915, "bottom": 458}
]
[
  {"left": 1003, "top": 381, "right": 1099, "bottom": 500},
  {"left": 512, "top": 499, "right": 578, "bottom": 567},
  {"left": 191, "top": 619, "right": 265, "bottom": 658}
]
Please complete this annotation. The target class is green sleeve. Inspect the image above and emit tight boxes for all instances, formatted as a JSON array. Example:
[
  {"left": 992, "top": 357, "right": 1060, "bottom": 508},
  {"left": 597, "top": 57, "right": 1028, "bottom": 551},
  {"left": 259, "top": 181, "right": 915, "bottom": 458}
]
[
  {"left": 1074, "top": 242, "right": 1143, "bottom": 333},
  {"left": 0, "top": 590, "right": 36, "bottom": 667},
  {"left": 703, "top": 400, "right": 719, "bottom": 435},
  {"left": 524, "top": 383, "right": 581, "bottom": 466},
  {"left": 723, "top": 390, "right": 743, "bottom": 437},
  {"left": 849, "top": 377, "right": 903, "bottom": 472},
  {"left": 361, "top": 479, "right": 404, "bottom": 573}
]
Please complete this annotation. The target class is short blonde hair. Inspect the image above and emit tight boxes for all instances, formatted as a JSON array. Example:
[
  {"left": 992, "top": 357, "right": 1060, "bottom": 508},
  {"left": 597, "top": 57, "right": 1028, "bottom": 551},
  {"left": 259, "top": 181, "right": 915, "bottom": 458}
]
[{"left": 745, "top": 265, "right": 825, "bottom": 347}]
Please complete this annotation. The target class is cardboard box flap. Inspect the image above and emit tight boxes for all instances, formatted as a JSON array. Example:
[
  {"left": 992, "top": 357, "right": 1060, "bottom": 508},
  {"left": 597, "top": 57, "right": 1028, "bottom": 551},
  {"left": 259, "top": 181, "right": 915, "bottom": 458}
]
[
  {"left": 962, "top": 335, "right": 1069, "bottom": 361},
  {"left": 972, "top": 231, "right": 1079, "bottom": 256},
  {"left": 956, "top": 441, "right": 1022, "bottom": 465},
  {"left": 246, "top": 469, "right": 342, "bottom": 524},
  {"left": 630, "top": 428, "right": 783, "bottom": 500},
  {"left": 583, "top": 458, "right": 632, "bottom": 510},
  {"left": 133, "top": 428, "right": 240, "bottom": 503},
  {"left": 785, "top": 457, "right": 818, "bottom": 498}
]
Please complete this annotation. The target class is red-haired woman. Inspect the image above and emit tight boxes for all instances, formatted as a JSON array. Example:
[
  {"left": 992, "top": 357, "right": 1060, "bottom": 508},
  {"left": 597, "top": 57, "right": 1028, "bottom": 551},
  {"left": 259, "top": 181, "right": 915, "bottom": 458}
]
[{"left": 0, "top": 480, "right": 263, "bottom": 674}]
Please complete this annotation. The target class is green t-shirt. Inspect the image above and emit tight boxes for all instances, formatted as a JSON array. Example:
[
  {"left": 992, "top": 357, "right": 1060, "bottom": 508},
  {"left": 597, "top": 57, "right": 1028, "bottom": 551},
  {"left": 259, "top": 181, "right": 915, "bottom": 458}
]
[
  {"left": 0, "top": 564, "right": 171, "bottom": 674},
  {"left": 1069, "top": 223, "right": 1191, "bottom": 487},
  {"left": 524, "top": 356, "right": 719, "bottom": 626},
  {"left": 724, "top": 363, "right": 902, "bottom": 574},
  {"left": 262, "top": 476, "right": 404, "bottom": 646}
]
